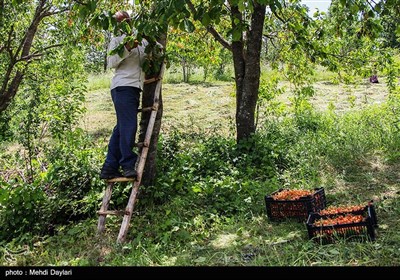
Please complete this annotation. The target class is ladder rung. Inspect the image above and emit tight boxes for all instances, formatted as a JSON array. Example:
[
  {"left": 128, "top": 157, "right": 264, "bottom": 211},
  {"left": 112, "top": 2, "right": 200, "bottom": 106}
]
[
  {"left": 135, "top": 141, "right": 149, "bottom": 148},
  {"left": 106, "top": 177, "right": 136, "bottom": 183},
  {"left": 144, "top": 76, "right": 161, "bottom": 85},
  {"left": 98, "top": 210, "right": 128, "bottom": 216},
  {"left": 138, "top": 106, "right": 156, "bottom": 113}
]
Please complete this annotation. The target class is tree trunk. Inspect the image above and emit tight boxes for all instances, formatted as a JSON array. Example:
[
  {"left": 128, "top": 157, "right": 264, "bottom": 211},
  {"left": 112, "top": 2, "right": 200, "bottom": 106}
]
[
  {"left": 233, "top": 3, "right": 266, "bottom": 143},
  {"left": 0, "top": 1, "right": 47, "bottom": 113},
  {"left": 138, "top": 33, "right": 167, "bottom": 186},
  {"left": 181, "top": 59, "right": 186, "bottom": 82},
  {"left": 189, "top": 1, "right": 266, "bottom": 144}
]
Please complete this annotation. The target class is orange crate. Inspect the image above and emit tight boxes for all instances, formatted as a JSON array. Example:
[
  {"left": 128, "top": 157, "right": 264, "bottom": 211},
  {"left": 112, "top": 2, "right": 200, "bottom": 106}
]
[
  {"left": 306, "top": 204, "right": 377, "bottom": 243},
  {"left": 264, "top": 187, "right": 326, "bottom": 221}
]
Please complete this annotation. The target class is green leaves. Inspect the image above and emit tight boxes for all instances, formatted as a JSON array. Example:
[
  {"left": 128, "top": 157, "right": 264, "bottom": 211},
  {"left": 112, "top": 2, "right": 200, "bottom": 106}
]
[
  {"left": 232, "top": 28, "right": 242, "bottom": 41},
  {"left": 269, "top": 0, "right": 282, "bottom": 13},
  {"left": 180, "top": 19, "right": 195, "bottom": 33},
  {"left": 89, "top": 12, "right": 110, "bottom": 31},
  {"left": 173, "top": 0, "right": 186, "bottom": 11},
  {"left": 141, "top": 39, "right": 165, "bottom": 76},
  {"left": 88, "top": 0, "right": 97, "bottom": 12},
  {"left": 238, "top": 1, "right": 247, "bottom": 13},
  {"left": 201, "top": 13, "right": 211, "bottom": 27},
  {"left": 257, "top": 0, "right": 271, "bottom": 4},
  {"left": 118, "top": 20, "right": 133, "bottom": 36}
]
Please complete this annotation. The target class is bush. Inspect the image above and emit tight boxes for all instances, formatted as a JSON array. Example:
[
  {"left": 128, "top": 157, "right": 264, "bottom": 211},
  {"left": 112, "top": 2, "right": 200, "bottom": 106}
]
[
  {"left": 0, "top": 129, "right": 104, "bottom": 241},
  {"left": 43, "top": 129, "right": 104, "bottom": 224},
  {"left": 0, "top": 181, "right": 51, "bottom": 240},
  {"left": 142, "top": 130, "right": 281, "bottom": 217}
]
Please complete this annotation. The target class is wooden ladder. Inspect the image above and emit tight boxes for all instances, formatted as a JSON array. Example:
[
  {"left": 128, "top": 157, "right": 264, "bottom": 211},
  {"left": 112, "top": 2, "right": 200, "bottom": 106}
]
[{"left": 97, "top": 62, "right": 166, "bottom": 243}]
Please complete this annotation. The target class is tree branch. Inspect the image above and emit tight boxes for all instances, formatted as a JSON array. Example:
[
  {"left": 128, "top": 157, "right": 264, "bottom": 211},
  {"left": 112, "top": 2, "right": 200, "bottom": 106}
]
[
  {"left": 272, "top": 9, "right": 287, "bottom": 24},
  {"left": 186, "top": 0, "right": 232, "bottom": 51},
  {"left": 263, "top": 31, "right": 278, "bottom": 40},
  {"left": 314, "top": 49, "right": 378, "bottom": 65},
  {"left": 17, "top": 0, "right": 47, "bottom": 57},
  {"left": 17, "top": 43, "right": 63, "bottom": 63},
  {"left": 71, "top": 0, "right": 88, "bottom": 5},
  {"left": 206, "top": 26, "right": 232, "bottom": 51},
  {"left": 5, "top": 25, "right": 15, "bottom": 59},
  {"left": 185, "top": 0, "right": 196, "bottom": 14},
  {"left": 42, "top": 6, "right": 70, "bottom": 18}
]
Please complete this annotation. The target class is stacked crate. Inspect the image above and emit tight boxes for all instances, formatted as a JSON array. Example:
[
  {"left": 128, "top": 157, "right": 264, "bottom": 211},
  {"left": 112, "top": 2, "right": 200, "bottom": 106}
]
[
  {"left": 265, "top": 188, "right": 378, "bottom": 243},
  {"left": 306, "top": 202, "right": 378, "bottom": 243}
]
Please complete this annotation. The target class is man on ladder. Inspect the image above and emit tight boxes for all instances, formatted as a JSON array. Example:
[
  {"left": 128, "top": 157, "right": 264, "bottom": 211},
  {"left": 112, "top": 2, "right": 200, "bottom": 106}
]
[
  {"left": 97, "top": 10, "right": 165, "bottom": 243},
  {"left": 100, "top": 11, "right": 147, "bottom": 180}
]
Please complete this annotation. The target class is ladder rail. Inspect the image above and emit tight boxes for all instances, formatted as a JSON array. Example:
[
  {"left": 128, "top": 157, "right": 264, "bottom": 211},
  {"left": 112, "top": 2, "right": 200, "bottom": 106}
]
[
  {"left": 97, "top": 183, "right": 113, "bottom": 234},
  {"left": 116, "top": 62, "right": 166, "bottom": 243}
]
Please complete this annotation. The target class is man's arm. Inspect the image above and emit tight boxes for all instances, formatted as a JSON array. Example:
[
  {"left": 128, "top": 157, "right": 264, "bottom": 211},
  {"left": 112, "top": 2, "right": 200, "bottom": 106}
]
[
  {"left": 107, "top": 36, "right": 144, "bottom": 69},
  {"left": 107, "top": 36, "right": 131, "bottom": 69}
]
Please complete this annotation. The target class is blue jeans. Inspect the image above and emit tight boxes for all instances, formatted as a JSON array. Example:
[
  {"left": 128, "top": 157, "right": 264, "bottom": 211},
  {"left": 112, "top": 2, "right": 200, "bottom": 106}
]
[{"left": 104, "top": 86, "right": 140, "bottom": 171}]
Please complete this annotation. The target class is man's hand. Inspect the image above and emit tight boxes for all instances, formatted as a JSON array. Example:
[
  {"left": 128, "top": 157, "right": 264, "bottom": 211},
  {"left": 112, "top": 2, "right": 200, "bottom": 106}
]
[{"left": 125, "top": 40, "right": 139, "bottom": 51}]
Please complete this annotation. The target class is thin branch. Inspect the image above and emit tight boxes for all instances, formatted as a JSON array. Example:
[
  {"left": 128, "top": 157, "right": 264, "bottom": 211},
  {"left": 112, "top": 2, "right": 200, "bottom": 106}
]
[
  {"left": 17, "top": 53, "right": 42, "bottom": 62},
  {"left": 6, "top": 25, "right": 15, "bottom": 60},
  {"left": 185, "top": 0, "right": 196, "bottom": 14},
  {"left": 42, "top": 6, "right": 70, "bottom": 17},
  {"left": 186, "top": 0, "right": 232, "bottom": 51},
  {"left": 365, "top": 0, "right": 377, "bottom": 12},
  {"left": 263, "top": 31, "right": 278, "bottom": 40},
  {"left": 313, "top": 49, "right": 378, "bottom": 65},
  {"left": 71, "top": 0, "right": 88, "bottom": 5},
  {"left": 36, "top": 43, "right": 64, "bottom": 53},
  {"left": 17, "top": 43, "right": 64, "bottom": 63},
  {"left": 0, "top": 0, "right": 4, "bottom": 20},
  {"left": 0, "top": 26, "right": 17, "bottom": 96},
  {"left": 206, "top": 26, "right": 232, "bottom": 51},
  {"left": 264, "top": 36, "right": 278, "bottom": 50},
  {"left": 272, "top": 9, "right": 287, "bottom": 24},
  {"left": 269, "top": 38, "right": 277, "bottom": 50}
]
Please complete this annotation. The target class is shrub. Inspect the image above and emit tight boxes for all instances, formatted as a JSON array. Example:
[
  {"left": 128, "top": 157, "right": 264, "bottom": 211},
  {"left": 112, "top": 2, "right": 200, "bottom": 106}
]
[{"left": 0, "top": 129, "right": 104, "bottom": 241}]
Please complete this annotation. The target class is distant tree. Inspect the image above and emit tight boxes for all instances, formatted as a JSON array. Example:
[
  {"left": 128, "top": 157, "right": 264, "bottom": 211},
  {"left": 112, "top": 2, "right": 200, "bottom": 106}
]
[
  {"left": 0, "top": 0, "right": 92, "bottom": 178},
  {"left": 167, "top": 26, "right": 228, "bottom": 82},
  {"left": 378, "top": 0, "right": 400, "bottom": 48},
  {"left": 316, "top": 0, "right": 385, "bottom": 81}
]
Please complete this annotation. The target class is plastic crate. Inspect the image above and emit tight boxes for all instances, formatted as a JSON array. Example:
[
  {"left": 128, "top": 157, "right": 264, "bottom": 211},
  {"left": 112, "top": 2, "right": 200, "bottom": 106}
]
[
  {"left": 318, "top": 201, "right": 378, "bottom": 228},
  {"left": 264, "top": 187, "right": 326, "bottom": 222},
  {"left": 306, "top": 204, "right": 377, "bottom": 243}
]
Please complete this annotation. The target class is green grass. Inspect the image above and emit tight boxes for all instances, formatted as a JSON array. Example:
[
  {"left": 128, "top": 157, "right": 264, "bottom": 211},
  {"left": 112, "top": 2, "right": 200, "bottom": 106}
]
[
  {"left": 1, "top": 68, "right": 399, "bottom": 267},
  {"left": 86, "top": 72, "right": 112, "bottom": 92}
]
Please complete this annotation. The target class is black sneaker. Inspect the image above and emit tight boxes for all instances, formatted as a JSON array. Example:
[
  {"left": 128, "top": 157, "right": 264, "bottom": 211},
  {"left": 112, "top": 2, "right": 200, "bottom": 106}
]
[
  {"left": 100, "top": 164, "right": 123, "bottom": 179},
  {"left": 123, "top": 169, "right": 137, "bottom": 178}
]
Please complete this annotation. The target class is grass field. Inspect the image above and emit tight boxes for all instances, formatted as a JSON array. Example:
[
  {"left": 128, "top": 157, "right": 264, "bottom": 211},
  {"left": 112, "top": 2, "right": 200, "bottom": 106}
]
[{"left": 83, "top": 69, "right": 389, "bottom": 138}]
